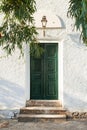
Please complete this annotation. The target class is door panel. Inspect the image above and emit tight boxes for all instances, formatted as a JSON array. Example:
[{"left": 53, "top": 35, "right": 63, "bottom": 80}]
[
  {"left": 30, "top": 57, "right": 43, "bottom": 99},
  {"left": 45, "top": 44, "right": 58, "bottom": 99},
  {"left": 30, "top": 43, "right": 58, "bottom": 100}
]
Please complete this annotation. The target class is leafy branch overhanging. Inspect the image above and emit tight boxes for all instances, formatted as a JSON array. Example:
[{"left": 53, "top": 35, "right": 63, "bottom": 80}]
[
  {"left": 68, "top": 0, "right": 87, "bottom": 44},
  {"left": 0, "top": 0, "right": 43, "bottom": 57}
]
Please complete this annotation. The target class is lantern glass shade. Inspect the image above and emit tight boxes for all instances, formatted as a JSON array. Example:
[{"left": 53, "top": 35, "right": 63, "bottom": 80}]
[{"left": 41, "top": 16, "right": 47, "bottom": 28}]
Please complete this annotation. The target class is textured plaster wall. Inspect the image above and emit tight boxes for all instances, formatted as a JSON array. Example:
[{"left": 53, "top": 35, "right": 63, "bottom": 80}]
[
  {"left": 63, "top": 34, "right": 87, "bottom": 111},
  {"left": 36, "top": 0, "right": 87, "bottom": 111},
  {"left": 0, "top": 48, "right": 26, "bottom": 118}
]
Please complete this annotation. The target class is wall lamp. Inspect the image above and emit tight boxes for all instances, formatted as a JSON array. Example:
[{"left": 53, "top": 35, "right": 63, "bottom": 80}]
[{"left": 41, "top": 16, "right": 47, "bottom": 37}]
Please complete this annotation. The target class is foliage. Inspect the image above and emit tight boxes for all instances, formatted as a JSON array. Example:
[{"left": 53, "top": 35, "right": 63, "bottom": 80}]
[
  {"left": 0, "top": 0, "right": 43, "bottom": 57},
  {"left": 68, "top": 0, "right": 87, "bottom": 44}
]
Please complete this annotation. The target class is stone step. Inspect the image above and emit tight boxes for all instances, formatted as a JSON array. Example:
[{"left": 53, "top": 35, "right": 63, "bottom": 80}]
[
  {"left": 20, "top": 107, "right": 66, "bottom": 114},
  {"left": 26, "top": 100, "right": 62, "bottom": 107},
  {"left": 18, "top": 114, "right": 66, "bottom": 122}
]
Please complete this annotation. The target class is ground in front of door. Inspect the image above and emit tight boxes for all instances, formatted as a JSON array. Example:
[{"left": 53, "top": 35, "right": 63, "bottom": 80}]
[{"left": 0, "top": 119, "right": 87, "bottom": 130}]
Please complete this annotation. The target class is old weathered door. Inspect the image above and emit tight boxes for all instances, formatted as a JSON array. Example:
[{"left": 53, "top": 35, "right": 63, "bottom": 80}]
[{"left": 30, "top": 43, "right": 58, "bottom": 99}]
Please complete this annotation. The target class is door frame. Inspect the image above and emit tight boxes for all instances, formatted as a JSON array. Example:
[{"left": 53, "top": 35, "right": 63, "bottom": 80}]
[{"left": 25, "top": 40, "right": 63, "bottom": 104}]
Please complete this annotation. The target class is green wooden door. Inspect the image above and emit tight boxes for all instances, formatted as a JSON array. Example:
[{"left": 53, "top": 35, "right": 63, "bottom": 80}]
[{"left": 30, "top": 43, "right": 58, "bottom": 100}]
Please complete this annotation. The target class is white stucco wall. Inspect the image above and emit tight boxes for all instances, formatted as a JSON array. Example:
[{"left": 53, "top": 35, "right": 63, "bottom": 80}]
[
  {"left": 0, "top": 0, "right": 87, "bottom": 118},
  {"left": 0, "top": 49, "right": 26, "bottom": 118},
  {"left": 63, "top": 34, "right": 87, "bottom": 111}
]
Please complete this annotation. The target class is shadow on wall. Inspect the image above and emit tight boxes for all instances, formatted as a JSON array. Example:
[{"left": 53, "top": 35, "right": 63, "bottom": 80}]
[
  {"left": 68, "top": 33, "right": 82, "bottom": 47},
  {"left": 57, "top": 16, "right": 66, "bottom": 28},
  {"left": 64, "top": 92, "right": 87, "bottom": 112},
  {"left": 0, "top": 78, "right": 26, "bottom": 109}
]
